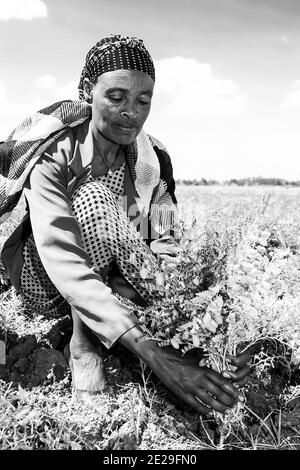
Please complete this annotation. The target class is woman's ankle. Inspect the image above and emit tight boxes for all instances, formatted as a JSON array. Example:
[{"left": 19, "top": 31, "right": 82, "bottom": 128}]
[{"left": 69, "top": 335, "right": 102, "bottom": 359}]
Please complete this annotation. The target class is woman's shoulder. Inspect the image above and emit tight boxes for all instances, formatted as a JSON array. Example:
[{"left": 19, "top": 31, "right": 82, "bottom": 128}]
[
  {"left": 147, "top": 134, "right": 169, "bottom": 156},
  {"left": 147, "top": 133, "right": 174, "bottom": 177},
  {"left": 44, "top": 128, "right": 74, "bottom": 158},
  {"left": 147, "top": 134, "right": 172, "bottom": 172},
  {"left": 43, "top": 121, "right": 87, "bottom": 164}
]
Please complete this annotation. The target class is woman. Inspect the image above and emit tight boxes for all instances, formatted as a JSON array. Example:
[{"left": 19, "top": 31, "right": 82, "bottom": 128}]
[{"left": 0, "top": 35, "right": 250, "bottom": 415}]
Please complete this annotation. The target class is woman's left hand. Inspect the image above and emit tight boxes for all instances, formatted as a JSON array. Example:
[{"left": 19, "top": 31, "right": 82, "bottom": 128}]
[{"left": 221, "top": 350, "right": 253, "bottom": 387}]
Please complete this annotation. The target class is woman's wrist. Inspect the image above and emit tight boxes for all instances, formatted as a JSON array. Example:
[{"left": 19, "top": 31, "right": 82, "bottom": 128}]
[{"left": 118, "top": 325, "right": 160, "bottom": 364}]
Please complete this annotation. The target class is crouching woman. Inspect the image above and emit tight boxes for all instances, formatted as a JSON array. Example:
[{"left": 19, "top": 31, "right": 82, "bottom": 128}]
[{"left": 0, "top": 35, "right": 250, "bottom": 416}]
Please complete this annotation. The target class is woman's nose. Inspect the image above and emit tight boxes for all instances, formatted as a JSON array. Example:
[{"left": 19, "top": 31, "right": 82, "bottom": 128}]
[
  {"left": 120, "top": 111, "right": 131, "bottom": 118},
  {"left": 121, "top": 104, "right": 137, "bottom": 119}
]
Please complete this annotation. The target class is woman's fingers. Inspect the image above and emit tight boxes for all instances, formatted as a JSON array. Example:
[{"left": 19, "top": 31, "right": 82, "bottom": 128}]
[
  {"left": 159, "top": 254, "right": 178, "bottom": 262},
  {"left": 222, "top": 352, "right": 252, "bottom": 386},
  {"left": 181, "top": 369, "right": 241, "bottom": 413},
  {"left": 206, "top": 369, "right": 245, "bottom": 403},
  {"left": 234, "top": 376, "right": 249, "bottom": 388},
  {"left": 227, "top": 352, "right": 251, "bottom": 367},
  {"left": 222, "top": 364, "right": 251, "bottom": 383},
  {"left": 202, "top": 380, "right": 236, "bottom": 408},
  {"left": 183, "top": 393, "right": 212, "bottom": 416},
  {"left": 227, "top": 342, "right": 261, "bottom": 367},
  {"left": 195, "top": 388, "right": 234, "bottom": 414}
]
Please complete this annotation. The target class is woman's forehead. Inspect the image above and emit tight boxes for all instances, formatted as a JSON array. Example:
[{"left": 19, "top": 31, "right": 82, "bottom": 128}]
[{"left": 97, "top": 69, "right": 154, "bottom": 91}]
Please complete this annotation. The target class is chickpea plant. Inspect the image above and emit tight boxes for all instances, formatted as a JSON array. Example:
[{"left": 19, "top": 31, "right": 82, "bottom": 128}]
[{"left": 126, "top": 213, "right": 300, "bottom": 436}]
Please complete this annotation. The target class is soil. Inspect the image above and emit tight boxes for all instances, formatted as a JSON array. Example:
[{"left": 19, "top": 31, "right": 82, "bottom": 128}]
[{"left": 0, "top": 295, "right": 299, "bottom": 448}]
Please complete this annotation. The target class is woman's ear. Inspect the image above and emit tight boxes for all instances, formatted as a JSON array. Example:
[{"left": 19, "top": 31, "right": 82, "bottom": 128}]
[{"left": 83, "top": 78, "right": 94, "bottom": 103}]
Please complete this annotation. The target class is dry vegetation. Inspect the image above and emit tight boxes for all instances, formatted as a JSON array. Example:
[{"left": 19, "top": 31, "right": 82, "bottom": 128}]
[{"left": 0, "top": 186, "right": 300, "bottom": 450}]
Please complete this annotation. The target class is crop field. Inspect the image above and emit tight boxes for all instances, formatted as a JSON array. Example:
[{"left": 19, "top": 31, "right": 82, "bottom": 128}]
[{"left": 0, "top": 185, "right": 300, "bottom": 450}]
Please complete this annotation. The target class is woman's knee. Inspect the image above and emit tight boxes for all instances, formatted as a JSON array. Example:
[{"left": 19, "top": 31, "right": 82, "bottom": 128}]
[
  {"left": 69, "top": 182, "right": 119, "bottom": 270},
  {"left": 70, "top": 181, "right": 117, "bottom": 218}
]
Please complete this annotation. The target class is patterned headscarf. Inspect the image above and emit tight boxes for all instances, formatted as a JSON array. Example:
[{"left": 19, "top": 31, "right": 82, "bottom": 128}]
[{"left": 78, "top": 34, "right": 155, "bottom": 100}]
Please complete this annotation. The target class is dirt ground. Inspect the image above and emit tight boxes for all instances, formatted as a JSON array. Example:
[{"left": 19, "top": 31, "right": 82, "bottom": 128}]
[{"left": 1, "top": 297, "right": 299, "bottom": 449}]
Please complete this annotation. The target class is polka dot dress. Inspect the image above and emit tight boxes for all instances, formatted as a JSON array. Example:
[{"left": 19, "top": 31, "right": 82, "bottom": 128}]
[
  {"left": 20, "top": 233, "right": 70, "bottom": 317},
  {"left": 90, "top": 162, "right": 126, "bottom": 197},
  {"left": 71, "top": 163, "right": 126, "bottom": 273},
  {"left": 19, "top": 163, "right": 159, "bottom": 317}
]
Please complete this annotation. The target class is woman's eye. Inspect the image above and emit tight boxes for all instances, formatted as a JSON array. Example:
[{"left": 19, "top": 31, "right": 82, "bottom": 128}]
[
  {"left": 139, "top": 98, "right": 151, "bottom": 105},
  {"left": 109, "top": 95, "right": 123, "bottom": 102}
]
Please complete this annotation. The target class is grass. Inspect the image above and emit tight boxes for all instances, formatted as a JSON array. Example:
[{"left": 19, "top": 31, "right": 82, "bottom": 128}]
[
  {"left": 0, "top": 186, "right": 299, "bottom": 450},
  {"left": 0, "top": 360, "right": 299, "bottom": 450}
]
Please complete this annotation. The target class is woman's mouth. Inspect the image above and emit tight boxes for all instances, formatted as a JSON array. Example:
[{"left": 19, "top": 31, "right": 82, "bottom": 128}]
[{"left": 114, "top": 124, "right": 137, "bottom": 134}]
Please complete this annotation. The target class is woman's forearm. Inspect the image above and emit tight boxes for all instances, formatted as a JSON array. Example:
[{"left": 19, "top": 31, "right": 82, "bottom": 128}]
[{"left": 118, "top": 325, "right": 160, "bottom": 365}]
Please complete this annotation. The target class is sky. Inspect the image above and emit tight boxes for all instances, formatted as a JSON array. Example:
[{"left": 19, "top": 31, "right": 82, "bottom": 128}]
[{"left": 1, "top": 0, "right": 300, "bottom": 181}]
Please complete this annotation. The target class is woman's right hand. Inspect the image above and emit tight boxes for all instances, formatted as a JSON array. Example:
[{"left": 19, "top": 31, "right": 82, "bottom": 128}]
[
  {"left": 145, "top": 344, "right": 245, "bottom": 416},
  {"left": 119, "top": 327, "right": 245, "bottom": 416}
]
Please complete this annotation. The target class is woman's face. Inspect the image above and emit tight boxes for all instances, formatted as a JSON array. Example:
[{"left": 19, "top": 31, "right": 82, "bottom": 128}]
[{"left": 84, "top": 69, "right": 154, "bottom": 146}]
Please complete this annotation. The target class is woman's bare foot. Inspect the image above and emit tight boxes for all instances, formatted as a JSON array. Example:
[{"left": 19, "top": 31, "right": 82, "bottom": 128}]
[
  {"left": 64, "top": 341, "right": 106, "bottom": 393},
  {"left": 66, "top": 307, "right": 106, "bottom": 394}
]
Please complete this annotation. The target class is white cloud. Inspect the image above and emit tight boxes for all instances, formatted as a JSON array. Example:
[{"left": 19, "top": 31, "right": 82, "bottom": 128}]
[
  {"left": 0, "top": 82, "right": 6, "bottom": 102},
  {"left": 0, "top": 81, "right": 33, "bottom": 139},
  {"left": 281, "top": 36, "right": 289, "bottom": 43},
  {"left": 282, "top": 81, "right": 300, "bottom": 109},
  {"left": 52, "top": 81, "right": 78, "bottom": 101},
  {"left": 145, "top": 57, "right": 248, "bottom": 180},
  {"left": 35, "top": 75, "right": 57, "bottom": 89},
  {"left": 0, "top": 78, "right": 78, "bottom": 140},
  {"left": 23, "top": 80, "right": 79, "bottom": 120},
  {"left": 151, "top": 57, "right": 248, "bottom": 119},
  {"left": 33, "top": 77, "right": 78, "bottom": 101},
  {"left": 291, "top": 80, "right": 300, "bottom": 91},
  {"left": 0, "top": 0, "right": 47, "bottom": 21}
]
